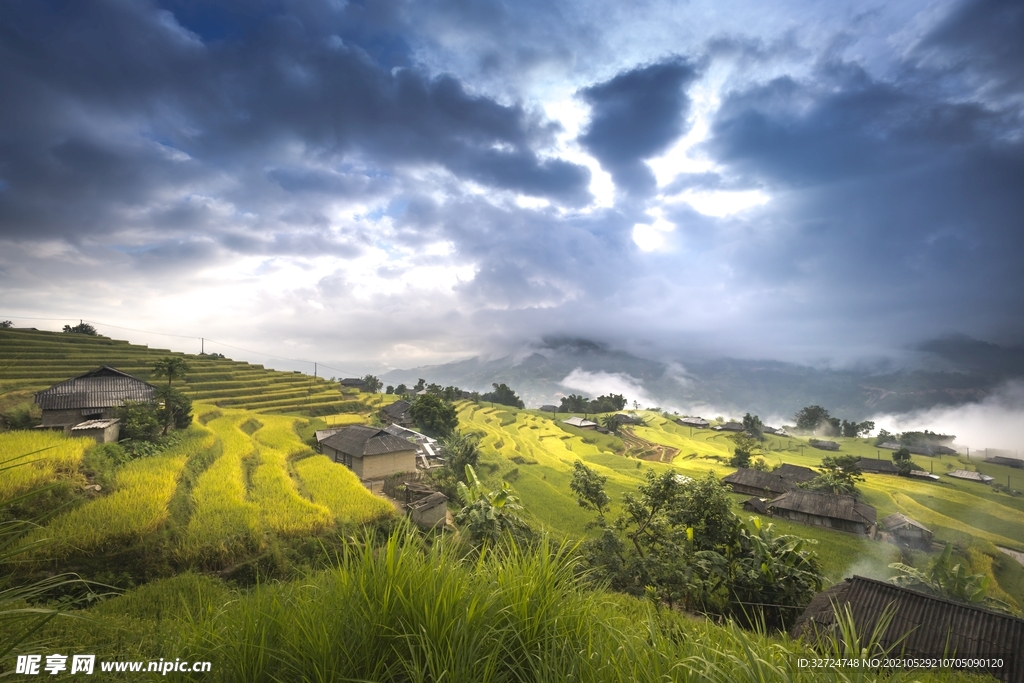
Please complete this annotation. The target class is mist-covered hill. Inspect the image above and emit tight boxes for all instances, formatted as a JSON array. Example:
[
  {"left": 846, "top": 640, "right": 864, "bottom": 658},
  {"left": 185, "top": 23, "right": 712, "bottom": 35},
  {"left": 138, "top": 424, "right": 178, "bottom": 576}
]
[{"left": 382, "top": 336, "right": 1024, "bottom": 421}]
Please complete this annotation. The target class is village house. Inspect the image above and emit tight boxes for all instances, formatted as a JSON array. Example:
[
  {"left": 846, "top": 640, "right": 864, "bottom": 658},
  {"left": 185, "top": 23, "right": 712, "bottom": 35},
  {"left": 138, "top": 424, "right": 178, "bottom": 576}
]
[
  {"left": 538, "top": 404, "right": 558, "bottom": 413},
  {"left": 762, "top": 425, "right": 785, "bottom": 435},
  {"left": 677, "top": 416, "right": 710, "bottom": 429},
  {"left": 986, "top": 454, "right": 1024, "bottom": 469},
  {"left": 383, "top": 423, "right": 442, "bottom": 469},
  {"left": 319, "top": 425, "right": 417, "bottom": 486},
  {"left": 380, "top": 399, "right": 414, "bottom": 427},
  {"left": 772, "top": 463, "right": 818, "bottom": 484},
  {"left": 742, "top": 496, "right": 768, "bottom": 514},
  {"left": 562, "top": 416, "right": 598, "bottom": 430},
  {"left": 881, "top": 513, "right": 933, "bottom": 550},
  {"left": 722, "top": 468, "right": 797, "bottom": 497},
  {"left": 713, "top": 421, "right": 744, "bottom": 432},
  {"left": 790, "top": 576, "right": 1024, "bottom": 683},
  {"left": 34, "top": 366, "right": 157, "bottom": 442},
  {"left": 766, "top": 489, "right": 876, "bottom": 535},
  {"left": 856, "top": 457, "right": 902, "bottom": 475},
  {"left": 403, "top": 483, "right": 448, "bottom": 529},
  {"left": 339, "top": 377, "right": 367, "bottom": 390},
  {"left": 808, "top": 439, "right": 840, "bottom": 451},
  {"left": 608, "top": 413, "right": 643, "bottom": 427}
]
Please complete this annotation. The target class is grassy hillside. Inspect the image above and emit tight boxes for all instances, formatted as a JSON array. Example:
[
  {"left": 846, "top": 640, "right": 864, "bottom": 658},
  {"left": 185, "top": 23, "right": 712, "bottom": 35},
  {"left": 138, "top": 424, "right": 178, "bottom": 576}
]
[
  {"left": 458, "top": 405, "right": 1024, "bottom": 610},
  {"left": 0, "top": 327, "right": 386, "bottom": 416}
]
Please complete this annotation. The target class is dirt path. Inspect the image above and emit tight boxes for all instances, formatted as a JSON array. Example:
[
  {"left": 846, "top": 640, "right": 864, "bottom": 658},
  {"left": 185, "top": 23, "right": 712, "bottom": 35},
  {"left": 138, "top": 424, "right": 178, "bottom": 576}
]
[
  {"left": 620, "top": 429, "right": 679, "bottom": 463},
  {"left": 998, "top": 546, "right": 1024, "bottom": 568}
]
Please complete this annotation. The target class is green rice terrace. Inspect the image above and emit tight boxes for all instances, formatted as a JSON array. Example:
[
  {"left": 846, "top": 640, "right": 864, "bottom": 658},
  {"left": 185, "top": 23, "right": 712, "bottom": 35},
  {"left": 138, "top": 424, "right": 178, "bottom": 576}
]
[
  {"left": 2, "top": 329, "right": 1023, "bottom": 681},
  {"left": 0, "top": 328, "right": 385, "bottom": 416}
]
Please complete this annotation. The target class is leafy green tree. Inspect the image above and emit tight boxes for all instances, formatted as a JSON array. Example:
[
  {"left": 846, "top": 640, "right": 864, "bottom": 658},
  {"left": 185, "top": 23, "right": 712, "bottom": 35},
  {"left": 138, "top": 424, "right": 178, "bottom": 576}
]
[
  {"left": 0, "top": 320, "right": 12, "bottom": 329},
  {"left": 480, "top": 383, "right": 524, "bottom": 408},
  {"left": 118, "top": 401, "right": 161, "bottom": 443},
  {"left": 874, "top": 428, "right": 893, "bottom": 445},
  {"left": 157, "top": 386, "right": 193, "bottom": 431},
  {"left": 729, "top": 432, "right": 759, "bottom": 467},
  {"left": 440, "top": 431, "right": 479, "bottom": 479},
  {"left": 455, "top": 465, "right": 529, "bottom": 546},
  {"left": 892, "top": 446, "right": 914, "bottom": 475},
  {"left": 793, "top": 405, "right": 831, "bottom": 433},
  {"left": 362, "top": 374, "right": 383, "bottom": 393},
  {"left": 152, "top": 356, "right": 190, "bottom": 389},
  {"left": 742, "top": 413, "right": 764, "bottom": 440},
  {"left": 414, "top": 378, "right": 426, "bottom": 392},
  {"left": 558, "top": 394, "right": 589, "bottom": 413},
  {"left": 589, "top": 393, "right": 627, "bottom": 413},
  {"left": 409, "top": 393, "right": 458, "bottom": 438},
  {"left": 570, "top": 460, "right": 610, "bottom": 523},
  {"left": 394, "top": 383, "right": 408, "bottom": 396},
  {"left": 385, "top": 385, "right": 394, "bottom": 394},
  {"left": 803, "top": 455, "right": 864, "bottom": 495},
  {"left": 62, "top": 321, "right": 97, "bottom": 335}
]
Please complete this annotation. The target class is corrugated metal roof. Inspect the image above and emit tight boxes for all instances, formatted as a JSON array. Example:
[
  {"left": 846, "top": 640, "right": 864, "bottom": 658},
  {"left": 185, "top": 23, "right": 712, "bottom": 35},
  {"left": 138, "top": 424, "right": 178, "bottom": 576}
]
[
  {"left": 948, "top": 469, "right": 994, "bottom": 483},
  {"left": 35, "top": 366, "right": 157, "bottom": 410},
  {"left": 562, "top": 416, "right": 597, "bottom": 428},
  {"left": 767, "top": 490, "right": 876, "bottom": 525},
  {"left": 314, "top": 428, "right": 343, "bottom": 443},
  {"left": 382, "top": 400, "right": 411, "bottom": 419},
  {"left": 321, "top": 425, "right": 415, "bottom": 457},
  {"left": 791, "top": 576, "right": 1024, "bottom": 683},
  {"left": 71, "top": 418, "right": 120, "bottom": 430}
]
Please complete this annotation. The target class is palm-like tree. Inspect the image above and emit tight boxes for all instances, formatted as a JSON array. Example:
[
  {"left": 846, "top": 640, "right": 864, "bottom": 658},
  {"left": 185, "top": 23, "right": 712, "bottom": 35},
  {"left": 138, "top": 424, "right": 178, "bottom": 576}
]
[{"left": 152, "top": 357, "right": 190, "bottom": 389}]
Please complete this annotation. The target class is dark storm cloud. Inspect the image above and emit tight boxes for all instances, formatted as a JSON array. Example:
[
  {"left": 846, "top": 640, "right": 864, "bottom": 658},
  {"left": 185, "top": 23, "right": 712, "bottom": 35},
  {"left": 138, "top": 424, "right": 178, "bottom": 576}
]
[
  {"left": 578, "top": 59, "right": 700, "bottom": 196},
  {"left": 0, "top": 0, "right": 591, "bottom": 243},
  {"left": 700, "top": 7, "right": 1024, "bottom": 343}
]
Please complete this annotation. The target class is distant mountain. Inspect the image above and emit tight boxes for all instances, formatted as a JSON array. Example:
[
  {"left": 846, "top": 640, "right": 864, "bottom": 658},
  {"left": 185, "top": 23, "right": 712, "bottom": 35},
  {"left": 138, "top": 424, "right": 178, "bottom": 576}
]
[{"left": 382, "top": 336, "right": 1024, "bottom": 421}]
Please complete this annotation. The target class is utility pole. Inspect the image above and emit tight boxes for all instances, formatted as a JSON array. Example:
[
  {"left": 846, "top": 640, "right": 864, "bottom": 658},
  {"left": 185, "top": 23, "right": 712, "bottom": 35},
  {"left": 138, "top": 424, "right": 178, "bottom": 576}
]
[
  {"left": 201, "top": 337, "right": 204, "bottom": 354},
  {"left": 314, "top": 362, "right": 317, "bottom": 378}
]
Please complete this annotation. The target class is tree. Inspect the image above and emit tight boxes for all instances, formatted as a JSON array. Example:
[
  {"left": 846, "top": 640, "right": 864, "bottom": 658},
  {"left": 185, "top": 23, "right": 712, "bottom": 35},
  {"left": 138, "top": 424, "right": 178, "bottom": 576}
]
[
  {"left": 394, "top": 383, "right": 408, "bottom": 396},
  {"left": 590, "top": 393, "right": 627, "bottom": 413},
  {"left": 888, "top": 543, "right": 1009, "bottom": 611},
  {"left": 841, "top": 419, "right": 875, "bottom": 438},
  {"left": 414, "top": 378, "right": 426, "bottom": 392},
  {"left": 439, "top": 431, "right": 479, "bottom": 479},
  {"left": 409, "top": 393, "right": 458, "bottom": 438},
  {"left": 157, "top": 386, "right": 193, "bottom": 431},
  {"left": 874, "top": 428, "right": 893, "bottom": 445},
  {"left": 729, "top": 432, "right": 759, "bottom": 468},
  {"left": 802, "top": 455, "right": 864, "bottom": 495},
  {"left": 742, "top": 413, "right": 764, "bottom": 440},
  {"left": 385, "top": 385, "right": 394, "bottom": 394},
  {"left": 362, "top": 374, "right": 383, "bottom": 393},
  {"left": 0, "top": 320, "right": 12, "bottom": 329},
  {"left": 62, "top": 321, "right": 97, "bottom": 335},
  {"left": 117, "top": 401, "right": 161, "bottom": 443},
  {"left": 455, "top": 465, "right": 529, "bottom": 546},
  {"left": 558, "top": 394, "right": 589, "bottom": 413},
  {"left": 151, "top": 357, "right": 190, "bottom": 434},
  {"left": 570, "top": 460, "right": 610, "bottom": 522},
  {"left": 480, "top": 383, "right": 524, "bottom": 408},
  {"left": 892, "top": 446, "right": 914, "bottom": 475},
  {"left": 793, "top": 405, "right": 831, "bottom": 433},
  {"left": 152, "top": 356, "right": 190, "bottom": 390}
]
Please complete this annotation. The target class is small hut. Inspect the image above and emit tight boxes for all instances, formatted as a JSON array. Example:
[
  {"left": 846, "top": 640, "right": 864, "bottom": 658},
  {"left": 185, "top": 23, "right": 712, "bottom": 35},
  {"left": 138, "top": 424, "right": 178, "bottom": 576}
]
[
  {"left": 380, "top": 399, "right": 413, "bottom": 427},
  {"left": 947, "top": 469, "right": 994, "bottom": 484},
  {"left": 742, "top": 497, "right": 768, "bottom": 514},
  {"left": 677, "top": 416, "right": 710, "bottom": 429},
  {"left": 562, "top": 416, "right": 598, "bottom": 430},
  {"left": 773, "top": 464, "right": 818, "bottom": 484},
  {"left": 70, "top": 418, "right": 120, "bottom": 444},
  {"left": 881, "top": 513, "right": 933, "bottom": 550},
  {"left": 714, "top": 421, "right": 744, "bottom": 432},
  {"left": 808, "top": 439, "right": 840, "bottom": 451},
  {"left": 856, "top": 457, "right": 901, "bottom": 475},
  {"left": 407, "top": 491, "right": 448, "bottom": 529},
  {"left": 35, "top": 366, "right": 157, "bottom": 434}
]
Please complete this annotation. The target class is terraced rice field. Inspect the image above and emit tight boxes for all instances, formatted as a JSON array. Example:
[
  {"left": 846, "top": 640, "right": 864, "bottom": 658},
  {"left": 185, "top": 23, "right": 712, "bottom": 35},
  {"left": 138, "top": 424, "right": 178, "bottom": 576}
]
[
  {"left": 458, "top": 405, "right": 1024, "bottom": 608},
  {"left": 0, "top": 328, "right": 364, "bottom": 415},
  {"left": 0, "top": 430, "right": 95, "bottom": 500}
]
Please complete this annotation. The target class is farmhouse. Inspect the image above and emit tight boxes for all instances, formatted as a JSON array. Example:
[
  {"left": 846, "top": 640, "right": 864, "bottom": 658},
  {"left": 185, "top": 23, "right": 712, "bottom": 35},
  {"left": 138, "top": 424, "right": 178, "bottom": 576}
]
[
  {"left": 539, "top": 404, "right": 558, "bottom": 413},
  {"left": 677, "top": 416, "right": 710, "bottom": 429},
  {"left": 987, "top": 454, "right": 1024, "bottom": 469},
  {"left": 320, "top": 425, "right": 417, "bottom": 483},
  {"left": 762, "top": 425, "right": 786, "bottom": 435},
  {"left": 766, "top": 490, "right": 876, "bottom": 535},
  {"left": 70, "top": 418, "right": 121, "bottom": 444},
  {"left": 856, "top": 457, "right": 901, "bottom": 475},
  {"left": 881, "top": 513, "right": 933, "bottom": 550},
  {"left": 339, "top": 377, "right": 367, "bottom": 390},
  {"left": 808, "top": 439, "right": 840, "bottom": 451},
  {"left": 722, "top": 468, "right": 796, "bottom": 497},
  {"left": 383, "top": 423, "right": 441, "bottom": 469},
  {"left": 380, "top": 399, "right": 413, "bottom": 427},
  {"left": 947, "top": 469, "right": 994, "bottom": 484},
  {"left": 742, "top": 496, "right": 768, "bottom": 514},
  {"left": 34, "top": 366, "right": 157, "bottom": 440},
  {"left": 772, "top": 464, "right": 818, "bottom": 484},
  {"left": 791, "top": 576, "right": 1024, "bottom": 683},
  {"left": 562, "top": 416, "right": 598, "bottom": 430},
  {"left": 608, "top": 413, "right": 643, "bottom": 427},
  {"left": 714, "top": 421, "right": 744, "bottom": 432}
]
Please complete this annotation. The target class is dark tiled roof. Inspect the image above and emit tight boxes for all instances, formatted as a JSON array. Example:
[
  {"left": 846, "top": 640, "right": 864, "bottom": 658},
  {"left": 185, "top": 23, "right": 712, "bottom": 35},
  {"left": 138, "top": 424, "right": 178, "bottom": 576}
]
[
  {"left": 718, "top": 421, "right": 744, "bottom": 431},
  {"left": 774, "top": 464, "right": 818, "bottom": 484},
  {"left": 881, "top": 513, "right": 931, "bottom": 534},
  {"left": 408, "top": 491, "right": 448, "bottom": 511},
  {"left": 382, "top": 400, "right": 411, "bottom": 419},
  {"left": 791, "top": 576, "right": 1024, "bottom": 683},
  {"left": 768, "top": 490, "right": 876, "bottom": 525},
  {"left": 857, "top": 457, "right": 901, "bottom": 474},
  {"left": 340, "top": 378, "right": 366, "bottom": 387},
  {"left": 35, "top": 366, "right": 157, "bottom": 410},
  {"left": 809, "top": 439, "right": 840, "bottom": 450},
  {"left": 722, "top": 468, "right": 795, "bottom": 495},
  {"left": 742, "top": 496, "right": 768, "bottom": 514},
  {"left": 320, "top": 425, "right": 414, "bottom": 457}
]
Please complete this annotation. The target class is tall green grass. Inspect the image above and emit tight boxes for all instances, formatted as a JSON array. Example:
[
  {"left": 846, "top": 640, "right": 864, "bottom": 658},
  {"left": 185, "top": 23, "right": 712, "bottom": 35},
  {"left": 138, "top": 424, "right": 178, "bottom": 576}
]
[{"left": 0, "top": 431, "right": 93, "bottom": 500}]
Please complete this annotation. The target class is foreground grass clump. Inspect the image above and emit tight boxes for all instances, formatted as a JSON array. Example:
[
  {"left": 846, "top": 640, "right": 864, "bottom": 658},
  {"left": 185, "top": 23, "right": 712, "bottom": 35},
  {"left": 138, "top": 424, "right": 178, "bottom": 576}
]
[
  {"left": 0, "top": 431, "right": 94, "bottom": 499},
  {"left": 99, "top": 531, "right": 981, "bottom": 683}
]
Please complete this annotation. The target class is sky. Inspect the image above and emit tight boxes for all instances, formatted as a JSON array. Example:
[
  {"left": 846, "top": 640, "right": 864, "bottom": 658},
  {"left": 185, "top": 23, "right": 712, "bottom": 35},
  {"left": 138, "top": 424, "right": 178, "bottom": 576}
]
[{"left": 1, "top": 0, "right": 1022, "bottom": 374}]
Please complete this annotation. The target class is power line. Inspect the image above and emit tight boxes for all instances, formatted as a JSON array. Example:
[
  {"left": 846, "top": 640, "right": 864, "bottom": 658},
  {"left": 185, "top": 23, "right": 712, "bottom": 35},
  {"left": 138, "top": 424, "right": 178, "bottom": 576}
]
[{"left": 0, "top": 313, "right": 360, "bottom": 378}]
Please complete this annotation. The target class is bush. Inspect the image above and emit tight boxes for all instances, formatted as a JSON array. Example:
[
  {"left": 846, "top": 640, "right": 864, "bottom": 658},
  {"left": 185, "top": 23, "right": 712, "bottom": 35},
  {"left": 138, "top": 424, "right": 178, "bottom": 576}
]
[
  {"left": 157, "top": 386, "right": 193, "bottom": 431},
  {"left": 118, "top": 401, "right": 161, "bottom": 443},
  {"left": 62, "top": 322, "right": 97, "bottom": 335}
]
